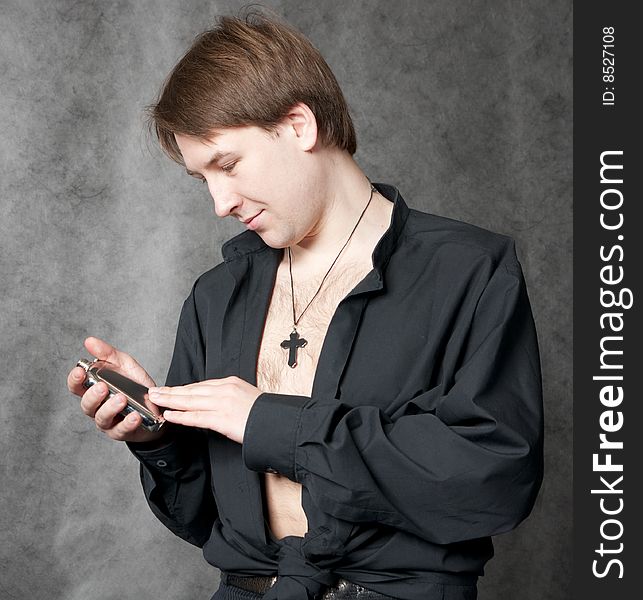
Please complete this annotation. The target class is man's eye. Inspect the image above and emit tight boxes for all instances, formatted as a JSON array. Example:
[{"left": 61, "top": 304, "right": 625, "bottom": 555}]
[{"left": 221, "top": 161, "right": 237, "bottom": 174}]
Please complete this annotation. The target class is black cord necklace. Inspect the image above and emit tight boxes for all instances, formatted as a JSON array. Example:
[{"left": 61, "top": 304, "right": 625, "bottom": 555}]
[{"left": 280, "top": 182, "right": 376, "bottom": 368}]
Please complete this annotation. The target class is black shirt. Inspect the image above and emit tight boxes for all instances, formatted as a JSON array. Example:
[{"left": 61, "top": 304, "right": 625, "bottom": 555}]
[{"left": 129, "top": 182, "right": 544, "bottom": 600}]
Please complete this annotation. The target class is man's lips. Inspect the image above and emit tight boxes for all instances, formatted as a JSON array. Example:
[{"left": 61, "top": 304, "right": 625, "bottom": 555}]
[{"left": 243, "top": 211, "right": 262, "bottom": 224}]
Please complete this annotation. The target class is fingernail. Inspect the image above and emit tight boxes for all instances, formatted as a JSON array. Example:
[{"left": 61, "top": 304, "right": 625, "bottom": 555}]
[
  {"left": 126, "top": 413, "right": 138, "bottom": 423},
  {"left": 148, "top": 387, "right": 159, "bottom": 393}
]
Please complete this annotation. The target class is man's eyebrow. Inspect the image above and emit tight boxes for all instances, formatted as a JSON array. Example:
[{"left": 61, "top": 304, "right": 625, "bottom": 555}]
[{"left": 185, "top": 150, "right": 232, "bottom": 176}]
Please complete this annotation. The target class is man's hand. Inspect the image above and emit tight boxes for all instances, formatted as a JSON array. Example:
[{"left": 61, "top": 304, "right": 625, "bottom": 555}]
[
  {"left": 67, "top": 336, "right": 165, "bottom": 444},
  {"left": 148, "top": 377, "right": 263, "bottom": 444}
]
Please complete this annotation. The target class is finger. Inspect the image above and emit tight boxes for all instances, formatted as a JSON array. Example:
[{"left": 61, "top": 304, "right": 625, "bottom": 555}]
[
  {"left": 84, "top": 336, "right": 139, "bottom": 372},
  {"left": 67, "top": 366, "right": 89, "bottom": 396},
  {"left": 106, "top": 411, "right": 142, "bottom": 441},
  {"left": 149, "top": 380, "right": 227, "bottom": 396},
  {"left": 148, "top": 391, "right": 219, "bottom": 411},
  {"left": 94, "top": 393, "right": 127, "bottom": 430},
  {"left": 79, "top": 381, "right": 110, "bottom": 417},
  {"left": 84, "top": 336, "right": 120, "bottom": 363},
  {"left": 163, "top": 410, "right": 212, "bottom": 429}
]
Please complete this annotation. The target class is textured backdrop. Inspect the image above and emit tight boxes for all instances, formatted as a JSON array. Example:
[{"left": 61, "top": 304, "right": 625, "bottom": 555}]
[{"left": 0, "top": 1, "right": 571, "bottom": 598}]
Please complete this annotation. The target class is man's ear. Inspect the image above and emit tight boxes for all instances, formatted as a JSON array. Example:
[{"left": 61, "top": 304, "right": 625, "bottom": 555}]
[{"left": 283, "top": 102, "right": 318, "bottom": 152}]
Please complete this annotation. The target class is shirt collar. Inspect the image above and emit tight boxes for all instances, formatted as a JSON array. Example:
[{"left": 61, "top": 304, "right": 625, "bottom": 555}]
[{"left": 221, "top": 182, "right": 410, "bottom": 274}]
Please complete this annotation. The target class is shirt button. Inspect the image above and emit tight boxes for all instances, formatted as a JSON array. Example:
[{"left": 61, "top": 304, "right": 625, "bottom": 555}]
[
  {"left": 266, "top": 467, "right": 278, "bottom": 474},
  {"left": 156, "top": 460, "right": 168, "bottom": 468}
]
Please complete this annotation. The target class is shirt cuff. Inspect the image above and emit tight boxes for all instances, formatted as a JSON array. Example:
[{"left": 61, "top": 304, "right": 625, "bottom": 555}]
[
  {"left": 126, "top": 434, "right": 188, "bottom": 476},
  {"left": 242, "top": 392, "right": 310, "bottom": 480}
]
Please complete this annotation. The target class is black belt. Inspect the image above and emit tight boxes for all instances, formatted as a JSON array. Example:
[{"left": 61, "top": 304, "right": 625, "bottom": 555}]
[
  {"left": 221, "top": 572, "right": 394, "bottom": 599},
  {"left": 221, "top": 573, "right": 277, "bottom": 594}
]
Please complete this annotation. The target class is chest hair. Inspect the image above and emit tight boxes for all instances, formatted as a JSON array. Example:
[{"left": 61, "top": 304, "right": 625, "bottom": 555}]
[{"left": 256, "top": 260, "right": 373, "bottom": 397}]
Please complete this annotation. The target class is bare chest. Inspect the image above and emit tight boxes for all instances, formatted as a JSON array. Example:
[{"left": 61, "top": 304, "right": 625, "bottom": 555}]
[
  {"left": 256, "top": 259, "right": 374, "bottom": 396},
  {"left": 256, "top": 258, "right": 373, "bottom": 540}
]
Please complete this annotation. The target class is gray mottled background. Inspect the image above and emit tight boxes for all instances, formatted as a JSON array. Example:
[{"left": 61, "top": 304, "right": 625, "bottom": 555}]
[{"left": 0, "top": 1, "right": 571, "bottom": 598}]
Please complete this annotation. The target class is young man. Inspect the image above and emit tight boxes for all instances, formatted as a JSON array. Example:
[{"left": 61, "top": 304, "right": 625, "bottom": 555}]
[{"left": 67, "top": 10, "right": 543, "bottom": 600}]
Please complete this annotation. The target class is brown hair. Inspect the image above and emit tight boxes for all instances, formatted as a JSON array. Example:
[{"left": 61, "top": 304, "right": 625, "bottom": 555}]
[{"left": 146, "top": 7, "right": 357, "bottom": 164}]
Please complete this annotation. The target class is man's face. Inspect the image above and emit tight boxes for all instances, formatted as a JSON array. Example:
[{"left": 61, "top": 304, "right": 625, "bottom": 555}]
[{"left": 174, "top": 121, "right": 324, "bottom": 249}]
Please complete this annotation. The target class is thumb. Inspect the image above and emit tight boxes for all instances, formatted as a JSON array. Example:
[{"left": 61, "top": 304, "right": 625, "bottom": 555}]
[{"left": 84, "top": 336, "right": 120, "bottom": 364}]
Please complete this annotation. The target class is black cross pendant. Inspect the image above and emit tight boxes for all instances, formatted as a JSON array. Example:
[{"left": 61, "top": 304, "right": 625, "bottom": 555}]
[{"left": 280, "top": 328, "right": 308, "bottom": 368}]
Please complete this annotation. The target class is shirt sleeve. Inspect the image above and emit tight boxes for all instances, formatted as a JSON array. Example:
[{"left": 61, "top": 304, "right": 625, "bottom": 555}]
[
  {"left": 242, "top": 242, "right": 544, "bottom": 545},
  {"left": 127, "top": 281, "right": 217, "bottom": 548}
]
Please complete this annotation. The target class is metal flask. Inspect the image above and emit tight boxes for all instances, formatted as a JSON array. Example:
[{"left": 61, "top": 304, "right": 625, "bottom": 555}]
[{"left": 76, "top": 358, "right": 165, "bottom": 433}]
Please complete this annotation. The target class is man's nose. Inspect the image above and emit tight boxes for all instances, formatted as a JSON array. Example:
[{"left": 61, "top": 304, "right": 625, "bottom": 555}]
[{"left": 207, "top": 181, "right": 241, "bottom": 218}]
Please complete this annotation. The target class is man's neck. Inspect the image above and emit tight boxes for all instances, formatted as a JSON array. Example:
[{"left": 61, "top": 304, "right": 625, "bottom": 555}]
[{"left": 286, "top": 155, "right": 393, "bottom": 273}]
